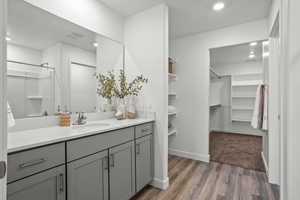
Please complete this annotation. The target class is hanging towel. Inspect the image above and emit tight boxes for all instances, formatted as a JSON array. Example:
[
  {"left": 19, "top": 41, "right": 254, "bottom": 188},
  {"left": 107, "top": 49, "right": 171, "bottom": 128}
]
[
  {"left": 7, "top": 102, "right": 15, "bottom": 128},
  {"left": 251, "top": 85, "right": 263, "bottom": 129},
  {"left": 262, "top": 86, "right": 268, "bottom": 130}
]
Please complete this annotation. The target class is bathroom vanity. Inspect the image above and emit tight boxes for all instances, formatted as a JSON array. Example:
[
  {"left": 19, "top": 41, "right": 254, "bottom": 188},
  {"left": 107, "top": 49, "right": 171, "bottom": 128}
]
[{"left": 7, "top": 119, "right": 154, "bottom": 200}]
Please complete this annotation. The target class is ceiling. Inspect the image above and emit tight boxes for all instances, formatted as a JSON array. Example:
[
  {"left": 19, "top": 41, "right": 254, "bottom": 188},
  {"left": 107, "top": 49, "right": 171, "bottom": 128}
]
[
  {"left": 210, "top": 41, "right": 264, "bottom": 66},
  {"left": 8, "top": 0, "right": 98, "bottom": 51},
  {"left": 99, "top": 0, "right": 272, "bottom": 38}
]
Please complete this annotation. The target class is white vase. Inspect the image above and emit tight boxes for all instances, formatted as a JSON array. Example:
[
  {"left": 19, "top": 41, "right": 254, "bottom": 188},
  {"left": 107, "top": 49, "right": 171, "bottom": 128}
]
[
  {"left": 127, "top": 96, "right": 137, "bottom": 119},
  {"left": 102, "top": 99, "right": 113, "bottom": 112},
  {"left": 115, "top": 98, "right": 126, "bottom": 120}
]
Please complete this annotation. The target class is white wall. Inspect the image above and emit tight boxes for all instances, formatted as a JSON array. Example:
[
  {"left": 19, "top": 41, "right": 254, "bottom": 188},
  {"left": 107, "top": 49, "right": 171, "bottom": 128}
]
[
  {"left": 43, "top": 43, "right": 96, "bottom": 112},
  {"left": 214, "top": 62, "right": 263, "bottom": 76},
  {"left": 7, "top": 44, "right": 42, "bottom": 64},
  {"left": 124, "top": 4, "right": 169, "bottom": 189},
  {"left": 24, "top": 0, "right": 124, "bottom": 42},
  {"left": 284, "top": 0, "right": 300, "bottom": 198},
  {"left": 170, "top": 19, "right": 268, "bottom": 162}
]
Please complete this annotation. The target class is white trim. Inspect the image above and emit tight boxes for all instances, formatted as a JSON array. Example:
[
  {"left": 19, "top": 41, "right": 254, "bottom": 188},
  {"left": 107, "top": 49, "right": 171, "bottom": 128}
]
[
  {"left": 0, "top": 0, "right": 7, "bottom": 199},
  {"left": 168, "top": 148, "right": 210, "bottom": 163},
  {"left": 261, "top": 152, "right": 269, "bottom": 177},
  {"left": 151, "top": 177, "right": 169, "bottom": 190},
  {"left": 280, "top": 0, "right": 289, "bottom": 199}
]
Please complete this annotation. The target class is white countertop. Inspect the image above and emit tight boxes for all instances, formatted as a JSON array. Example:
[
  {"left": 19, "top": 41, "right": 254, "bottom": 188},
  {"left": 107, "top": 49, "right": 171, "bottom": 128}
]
[{"left": 8, "top": 118, "right": 154, "bottom": 153}]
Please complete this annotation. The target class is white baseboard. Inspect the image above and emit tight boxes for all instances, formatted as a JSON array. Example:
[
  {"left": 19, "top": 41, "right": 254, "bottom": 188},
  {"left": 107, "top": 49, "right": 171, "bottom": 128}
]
[
  {"left": 261, "top": 152, "right": 269, "bottom": 177},
  {"left": 151, "top": 177, "right": 169, "bottom": 190},
  {"left": 168, "top": 148, "right": 210, "bottom": 163}
]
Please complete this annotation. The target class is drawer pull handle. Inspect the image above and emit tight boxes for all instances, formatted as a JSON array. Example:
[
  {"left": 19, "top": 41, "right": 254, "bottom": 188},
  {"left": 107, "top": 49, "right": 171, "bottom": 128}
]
[
  {"left": 141, "top": 128, "right": 150, "bottom": 133},
  {"left": 19, "top": 158, "right": 46, "bottom": 169},
  {"left": 110, "top": 154, "right": 115, "bottom": 168},
  {"left": 59, "top": 173, "right": 64, "bottom": 193},
  {"left": 136, "top": 144, "right": 141, "bottom": 155},
  {"left": 103, "top": 156, "right": 109, "bottom": 170}
]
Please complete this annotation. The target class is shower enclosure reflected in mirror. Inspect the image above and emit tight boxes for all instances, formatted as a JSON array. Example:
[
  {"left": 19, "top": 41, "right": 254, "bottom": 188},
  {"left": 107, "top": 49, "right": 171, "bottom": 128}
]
[{"left": 7, "top": 0, "right": 124, "bottom": 119}]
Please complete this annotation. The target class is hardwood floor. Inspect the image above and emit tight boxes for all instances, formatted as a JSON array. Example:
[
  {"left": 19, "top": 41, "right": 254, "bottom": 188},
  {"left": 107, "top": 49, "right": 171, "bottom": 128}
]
[{"left": 131, "top": 155, "right": 279, "bottom": 200}]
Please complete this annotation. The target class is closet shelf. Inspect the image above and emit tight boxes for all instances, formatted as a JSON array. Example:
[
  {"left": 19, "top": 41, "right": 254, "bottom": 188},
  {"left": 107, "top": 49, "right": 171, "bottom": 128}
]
[
  {"left": 232, "top": 118, "right": 252, "bottom": 122},
  {"left": 210, "top": 104, "right": 221, "bottom": 108},
  {"left": 168, "top": 111, "right": 177, "bottom": 116},
  {"left": 27, "top": 96, "right": 43, "bottom": 100},
  {"left": 168, "top": 129, "right": 177, "bottom": 136},
  {"left": 232, "top": 80, "right": 263, "bottom": 86},
  {"left": 27, "top": 113, "right": 43, "bottom": 117},
  {"left": 232, "top": 96, "right": 256, "bottom": 99},
  {"left": 232, "top": 107, "right": 254, "bottom": 111},
  {"left": 168, "top": 92, "right": 177, "bottom": 96}
]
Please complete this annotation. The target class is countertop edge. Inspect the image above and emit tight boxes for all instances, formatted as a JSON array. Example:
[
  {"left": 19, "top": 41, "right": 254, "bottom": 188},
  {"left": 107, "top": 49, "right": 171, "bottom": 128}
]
[{"left": 8, "top": 119, "right": 154, "bottom": 154}]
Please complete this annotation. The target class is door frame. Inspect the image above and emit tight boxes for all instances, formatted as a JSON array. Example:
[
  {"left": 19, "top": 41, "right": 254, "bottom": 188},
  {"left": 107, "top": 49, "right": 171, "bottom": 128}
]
[
  {"left": 279, "top": 0, "right": 289, "bottom": 199},
  {"left": 0, "top": 0, "right": 7, "bottom": 199}
]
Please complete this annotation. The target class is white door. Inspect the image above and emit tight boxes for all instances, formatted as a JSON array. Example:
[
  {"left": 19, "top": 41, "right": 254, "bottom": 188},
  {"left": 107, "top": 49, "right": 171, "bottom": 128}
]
[{"left": 0, "top": 0, "right": 7, "bottom": 200}]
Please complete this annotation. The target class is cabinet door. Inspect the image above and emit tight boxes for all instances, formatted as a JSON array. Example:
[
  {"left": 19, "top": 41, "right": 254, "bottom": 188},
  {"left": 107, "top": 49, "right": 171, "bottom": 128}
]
[
  {"left": 109, "top": 141, "right": 135, "bottom": 200},
  {"left": 7, "top": 165, "right": 65, "bottom": 200},
  {"left": 67, "top": 150, "right": 109, "bottom": 200},
  {"left": 135, "top": 135, "right": 153, "bottom": 192}
]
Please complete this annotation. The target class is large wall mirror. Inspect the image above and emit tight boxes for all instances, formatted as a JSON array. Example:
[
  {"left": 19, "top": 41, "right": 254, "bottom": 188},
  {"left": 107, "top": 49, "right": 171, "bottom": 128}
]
[{"left": 7, "top": 0, "right": 124, "bottom": 119}]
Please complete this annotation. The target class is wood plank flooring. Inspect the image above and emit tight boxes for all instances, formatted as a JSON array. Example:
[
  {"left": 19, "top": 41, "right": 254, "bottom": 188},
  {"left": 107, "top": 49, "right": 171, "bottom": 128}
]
[{"left": 131, "top": 155, "right": 279, "bottom": 200}]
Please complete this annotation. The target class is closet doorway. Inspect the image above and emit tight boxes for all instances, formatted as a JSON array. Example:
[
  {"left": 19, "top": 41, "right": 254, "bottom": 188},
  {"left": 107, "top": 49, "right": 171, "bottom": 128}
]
[{"left": 209, "top": 41, "right": 269, "bottom": 171}]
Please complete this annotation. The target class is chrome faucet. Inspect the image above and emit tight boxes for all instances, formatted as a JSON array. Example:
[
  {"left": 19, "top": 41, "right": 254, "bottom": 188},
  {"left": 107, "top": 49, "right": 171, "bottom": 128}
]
[{"left": 73, "top": 112, "right": 87, "bottom": 125}]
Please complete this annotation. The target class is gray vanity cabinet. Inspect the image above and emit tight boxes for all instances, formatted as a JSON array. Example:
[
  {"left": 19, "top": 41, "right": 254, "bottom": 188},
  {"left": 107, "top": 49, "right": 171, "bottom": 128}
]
[
  {"left": 7, "top": 165, "right": 66, "bottom": 200},
  {"left": 7, "top": 122, "right": 154, "bottom": 200},
  {"left": 67, "top": 150, "right": 109, "bottom": 200},
  {"left": 135, "top": 135, "right": 153, "bottom": 192},
  {"left": 109, "top": 141, "right": 136, "bottom": 200}
]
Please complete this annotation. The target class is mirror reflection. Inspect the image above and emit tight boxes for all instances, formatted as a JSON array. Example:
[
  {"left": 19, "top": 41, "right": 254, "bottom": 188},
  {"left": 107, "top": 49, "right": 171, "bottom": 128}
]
[{"left": 7, "top": 0, "right": 124, "bottom": 119}]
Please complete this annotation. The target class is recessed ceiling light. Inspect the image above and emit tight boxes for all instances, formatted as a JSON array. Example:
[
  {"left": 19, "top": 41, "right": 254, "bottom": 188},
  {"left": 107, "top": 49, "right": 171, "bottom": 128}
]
[
  {"left": 213, "top": 2, "right": 225, "bottom": 11},
  {"left": 5, "top": 36, "right": 11, "bottom": 41},
  {"left": 93, "top": 42, "right": 98, "bottom": 47},
  {"left": 249, "top": 54, "right": 256, "bottom": 59},
  {"left": 250, "top": 42, "right": 258, "bottom": 47}
]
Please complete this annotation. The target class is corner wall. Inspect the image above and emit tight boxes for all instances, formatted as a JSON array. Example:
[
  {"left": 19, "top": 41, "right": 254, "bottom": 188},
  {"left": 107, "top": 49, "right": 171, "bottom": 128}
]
[
  {"left": 124, "top": 4, "right": 169, "bottom": 189},
  {"left": 170, "top": 19, "right": 268, "bottom": 163}
]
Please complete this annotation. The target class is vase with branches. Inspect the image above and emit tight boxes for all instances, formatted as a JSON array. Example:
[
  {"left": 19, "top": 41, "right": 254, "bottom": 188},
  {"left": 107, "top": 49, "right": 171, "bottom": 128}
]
[
  {"left": 114, "top": 69, "right": 148, "bottom": 119},
  {"left": 96, "top": 69, "right": 148, "bottom": 119}
]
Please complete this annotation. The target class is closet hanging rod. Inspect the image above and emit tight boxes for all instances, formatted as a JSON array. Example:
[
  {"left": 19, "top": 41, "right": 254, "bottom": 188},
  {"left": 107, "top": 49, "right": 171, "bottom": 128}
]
[
  {"left": 210, "top": 68, "right": 221, "bottom": 79},
  {"left": 71, "top": 61, "right": 96, "bottom": 69},
  {"left": 7, "top": 60, "right": 54, "bottom": 70}
]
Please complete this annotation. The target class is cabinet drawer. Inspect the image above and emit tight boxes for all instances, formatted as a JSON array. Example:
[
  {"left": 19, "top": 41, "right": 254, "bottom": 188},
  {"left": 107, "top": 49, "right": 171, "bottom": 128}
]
[
  {"left": 135, "top": 123, "right": 153, "bottom": 138},
  {"left": 8, "top": 143, "right": 65, "bottom": 183},
  {"left": 7, "top": 165, "right": 66, "bottom": 200},
  {"left": 67, "top": 127, "right": 134, "bottom": 162}
]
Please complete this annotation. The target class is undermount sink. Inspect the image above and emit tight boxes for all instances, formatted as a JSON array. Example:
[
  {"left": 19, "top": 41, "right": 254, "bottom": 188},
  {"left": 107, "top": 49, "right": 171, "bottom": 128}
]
[{"left": 72, "top": 122, "right": 111, "bottom": 129}]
